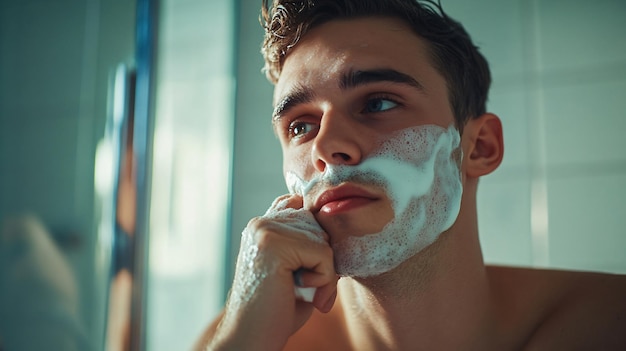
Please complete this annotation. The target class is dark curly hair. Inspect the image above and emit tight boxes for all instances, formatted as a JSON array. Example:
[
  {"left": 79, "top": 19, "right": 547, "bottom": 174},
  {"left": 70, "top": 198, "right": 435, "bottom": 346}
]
[{"left": 260, "top": 0, "right": 491, "bottom": 129}]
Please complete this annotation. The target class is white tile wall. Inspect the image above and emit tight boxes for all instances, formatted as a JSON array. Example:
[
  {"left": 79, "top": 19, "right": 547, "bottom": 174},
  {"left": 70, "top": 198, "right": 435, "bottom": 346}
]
[
  {"left": 547, "top": 173, "right": 626, "bottom": 273},
  {"left": 477, "top": 177, "right": 533, "bottom": 266},
  {"left": 488, "top": 88, "right": 532, "bottom": 172},
  {"left": 542, "top": 77, "right": 626, "bottom": 166},
  {"left": 444, "top": 0, "right": 626, "bottom": 273},
  {"left": 536, "top": 0, "right": 626, "bottom": 72}
]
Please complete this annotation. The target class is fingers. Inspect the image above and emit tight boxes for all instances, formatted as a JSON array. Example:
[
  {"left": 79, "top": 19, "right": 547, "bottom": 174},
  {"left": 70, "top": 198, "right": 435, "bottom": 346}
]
[
  {"left": 294, "top": 268, "right": 339, "bottom": 313},
  {"left": 246, "top": 207, "right": 338, "bottom": 311},
  {"left": 250, "top": 219, "right": 332, "bottom": 274},
  {"left": 266, "top": 193, "right": 303, "bottom": 213},
  {"left": 214, "top": 193, "right": 337, "bottom": 350},
  {"left": 283, "top": 194, "right": 303, "bottom": 209},
  {"left": 316, "top": 285, "right": 338, "bottom": 313}
]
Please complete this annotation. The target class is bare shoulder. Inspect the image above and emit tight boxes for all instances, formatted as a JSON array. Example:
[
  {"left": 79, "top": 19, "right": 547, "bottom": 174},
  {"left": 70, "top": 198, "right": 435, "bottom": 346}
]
[{"left": 487, "top": 265, "right": 626, "bottom": 350}]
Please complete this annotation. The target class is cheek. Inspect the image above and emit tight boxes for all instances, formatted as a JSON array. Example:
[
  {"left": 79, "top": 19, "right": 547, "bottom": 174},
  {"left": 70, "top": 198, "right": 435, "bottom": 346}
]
[{"left": 282, "top": 147, "right": 311, "bottom": 179}]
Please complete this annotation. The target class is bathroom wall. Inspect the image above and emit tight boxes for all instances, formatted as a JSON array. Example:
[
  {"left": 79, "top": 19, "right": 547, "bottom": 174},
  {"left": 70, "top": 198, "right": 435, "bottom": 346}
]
[{"left": 442, "top": 0, "right": 626, "bottom": 273}]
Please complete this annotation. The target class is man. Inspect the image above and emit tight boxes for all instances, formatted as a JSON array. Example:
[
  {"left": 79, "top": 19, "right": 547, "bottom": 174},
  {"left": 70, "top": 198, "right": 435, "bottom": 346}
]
[{"left": 198, "top": 0, "right": 626, "bottom": 350}]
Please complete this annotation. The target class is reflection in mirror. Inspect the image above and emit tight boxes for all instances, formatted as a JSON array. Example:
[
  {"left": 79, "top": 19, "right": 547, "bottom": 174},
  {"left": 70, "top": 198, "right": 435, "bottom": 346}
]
[
  {"left": 97, "top": 64, "right": 138, "bottom": 351},
  {"left": 0, "top": 0, "right": 137, "bottom": 350},
  {"left": 0, "top": 215, "right": 89, "bottom": 350}
]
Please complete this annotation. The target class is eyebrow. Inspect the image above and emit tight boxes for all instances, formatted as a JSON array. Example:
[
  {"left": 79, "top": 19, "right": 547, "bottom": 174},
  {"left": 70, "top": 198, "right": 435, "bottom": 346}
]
[
  {"left": 272, "top": 68, "right": 425, "bottom": 122},
  {"left": 272, "top": 85, "right": 314, "bottom": 122}
]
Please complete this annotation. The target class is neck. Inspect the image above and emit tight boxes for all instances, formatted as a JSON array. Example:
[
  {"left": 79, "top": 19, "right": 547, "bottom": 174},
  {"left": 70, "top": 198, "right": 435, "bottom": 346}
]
[{"left": 337, "top": 192, "right": 496, "bottom": 350}]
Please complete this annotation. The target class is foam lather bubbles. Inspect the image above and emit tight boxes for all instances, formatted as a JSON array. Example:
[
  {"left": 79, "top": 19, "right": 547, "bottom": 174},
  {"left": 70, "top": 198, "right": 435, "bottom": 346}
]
[{"left": 286, "top": 124, "right": 463, "bottom": 277}]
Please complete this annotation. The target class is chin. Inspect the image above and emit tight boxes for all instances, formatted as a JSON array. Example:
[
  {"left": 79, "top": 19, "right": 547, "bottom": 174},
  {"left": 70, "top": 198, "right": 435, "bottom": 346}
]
[
  {"left": 316, "top": 201, "right": 393, "bottom": 235},
  {"left": 317, "top": 214, "right": 391, "bottom": 244}
]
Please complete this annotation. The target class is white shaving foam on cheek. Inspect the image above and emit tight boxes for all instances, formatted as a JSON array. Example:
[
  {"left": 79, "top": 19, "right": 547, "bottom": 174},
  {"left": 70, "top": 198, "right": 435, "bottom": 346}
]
[{"left": 286, "top": 124, "right": 463, "bottom": 277}]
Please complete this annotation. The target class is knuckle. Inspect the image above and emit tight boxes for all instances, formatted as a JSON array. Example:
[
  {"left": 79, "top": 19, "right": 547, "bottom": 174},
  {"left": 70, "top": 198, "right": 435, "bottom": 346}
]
[
  {"left": 254, "top": 229, "right": 275, "bottom": 250},
  {"left": 274, "top": 194, "right": 292, "bottom": 203},
  {"left": 245, "top": 217, "right": 277, "bottom": 250},
  {"left": 246, "top": 216, "right": 275, "bottom": 235},
  {"left": 246, "top": 216, "right": 263, "bottom": 230}
]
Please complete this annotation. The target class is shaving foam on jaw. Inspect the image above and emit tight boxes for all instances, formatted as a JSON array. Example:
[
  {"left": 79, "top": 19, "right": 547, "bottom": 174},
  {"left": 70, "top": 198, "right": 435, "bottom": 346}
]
[{"left": 286, "top": 124, "right": 463, "bottom": 277}]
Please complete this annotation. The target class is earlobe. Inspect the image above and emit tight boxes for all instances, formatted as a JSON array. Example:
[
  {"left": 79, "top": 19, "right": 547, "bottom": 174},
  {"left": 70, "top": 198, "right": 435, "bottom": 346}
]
[{"left": 463, "top": 113, "right": 504, "bottom": 178}]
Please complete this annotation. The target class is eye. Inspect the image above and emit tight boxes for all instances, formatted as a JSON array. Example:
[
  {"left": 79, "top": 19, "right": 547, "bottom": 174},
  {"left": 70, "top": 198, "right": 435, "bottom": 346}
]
[
  {"left": 288, "top": 120, "right": 318, "bottom": 140},
  {"left": 363, "top": 96, "right": 399, "bottom": 113}
]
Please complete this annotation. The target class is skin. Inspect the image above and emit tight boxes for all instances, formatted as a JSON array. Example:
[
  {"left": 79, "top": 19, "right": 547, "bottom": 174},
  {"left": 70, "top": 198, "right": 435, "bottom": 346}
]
[
  {"left": 198, "top": 17, "right": 626, "bottom": 351},
  {"left": 107, "top": 128, "right": 136, "bottom": 351}
]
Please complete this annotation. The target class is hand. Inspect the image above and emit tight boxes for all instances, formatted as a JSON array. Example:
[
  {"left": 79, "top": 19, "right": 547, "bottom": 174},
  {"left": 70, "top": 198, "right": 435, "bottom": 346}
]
[{"left": 209, "top": 194, "right": 338, "bottom": 351}]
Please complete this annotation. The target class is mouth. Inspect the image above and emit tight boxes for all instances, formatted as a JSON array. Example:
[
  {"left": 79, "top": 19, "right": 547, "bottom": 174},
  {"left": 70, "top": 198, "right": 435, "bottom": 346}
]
[{"left": 312, "top": 183, "right": 380, "bottom": 215}]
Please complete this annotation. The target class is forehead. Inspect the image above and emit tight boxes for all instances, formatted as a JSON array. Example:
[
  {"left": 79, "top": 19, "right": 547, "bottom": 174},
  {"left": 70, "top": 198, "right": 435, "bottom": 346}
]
[{"left": 273, "top": 17, "right": 438, "bottom": 104}]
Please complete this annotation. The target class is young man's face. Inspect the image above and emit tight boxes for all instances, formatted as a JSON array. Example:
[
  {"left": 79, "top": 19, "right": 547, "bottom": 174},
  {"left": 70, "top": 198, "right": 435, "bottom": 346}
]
[{"left": 272, "top": 17, "right": 459, "bottom": 261}]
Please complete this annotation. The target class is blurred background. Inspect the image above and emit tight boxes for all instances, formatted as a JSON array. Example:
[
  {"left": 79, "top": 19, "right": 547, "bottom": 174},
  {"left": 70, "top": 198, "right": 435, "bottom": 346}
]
[{"left": 0, "top": 0, "right": 624, "bottom": 350}]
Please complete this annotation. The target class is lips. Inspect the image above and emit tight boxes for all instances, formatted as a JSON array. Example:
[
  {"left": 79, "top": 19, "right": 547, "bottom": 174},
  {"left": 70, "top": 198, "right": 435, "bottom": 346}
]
[{"left": 312, "top": 184, "right": 379, "bottom": 215}]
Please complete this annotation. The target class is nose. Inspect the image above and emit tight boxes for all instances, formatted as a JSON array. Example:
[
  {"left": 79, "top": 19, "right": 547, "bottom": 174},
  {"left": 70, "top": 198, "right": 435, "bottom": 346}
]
[{"left": 311, "top": 110, "right": 363, "bottom": 172}]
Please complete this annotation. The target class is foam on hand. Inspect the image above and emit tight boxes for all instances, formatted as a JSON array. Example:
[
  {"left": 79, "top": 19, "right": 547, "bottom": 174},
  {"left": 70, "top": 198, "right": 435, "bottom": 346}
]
[
  {"left": 294, "top": 287, "right": 316, "bottom": 303},
  {"left": 261, "top": 195, "right": 325, "bottom": 302}
]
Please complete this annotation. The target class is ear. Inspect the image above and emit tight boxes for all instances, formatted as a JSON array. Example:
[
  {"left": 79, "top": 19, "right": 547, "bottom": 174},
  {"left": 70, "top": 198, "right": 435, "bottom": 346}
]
[{"left": 462, "top": 113, "right": 504, "bottom": 178}]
